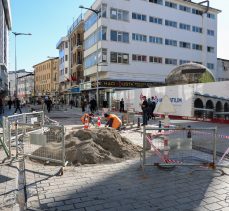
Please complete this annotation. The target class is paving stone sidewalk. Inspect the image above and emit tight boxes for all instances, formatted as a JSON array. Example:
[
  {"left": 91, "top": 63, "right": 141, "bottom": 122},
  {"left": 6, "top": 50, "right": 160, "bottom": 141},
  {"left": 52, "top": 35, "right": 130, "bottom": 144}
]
[{"left": 0, "top": 150, "right": 19, "bottom": 211}]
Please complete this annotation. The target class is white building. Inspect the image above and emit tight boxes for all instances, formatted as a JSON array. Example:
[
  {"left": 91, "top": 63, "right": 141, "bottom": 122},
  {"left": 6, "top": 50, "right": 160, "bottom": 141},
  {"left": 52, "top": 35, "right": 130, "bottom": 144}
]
[
  {"left": 81, "top": 0, "right": 220, "bottom": 104},
  {"left": 217, "top": 58, "right": 229, "bottom": 81},
  {"left": 8, "top": 69, "right": 31, "bottom": 98},
  {"left": 0, "top": 0, "right": 11, "bottom": 96}
]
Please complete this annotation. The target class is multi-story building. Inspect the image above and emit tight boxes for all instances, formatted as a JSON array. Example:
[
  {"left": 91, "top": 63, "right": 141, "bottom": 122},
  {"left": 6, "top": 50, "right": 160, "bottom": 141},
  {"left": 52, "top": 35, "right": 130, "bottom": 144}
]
[
  {"left": 33, "top": 58, "right": 59, "bottom": 100},
  {"left": 81, "top": 0, "right": 220, "bottom": 106},
  {"left": 17, "top": 73, "right": 34, "bottom": 103},
  {"left": 0, "top": 0, "right": 11, "bottom": 97},
  {"left": 217, "top": 58, "right": 229, "bottom": 81},
  {"left": 56, "top": 36, "right": 70, "bottom": 103},
  {"left": 8, "top": 69, "right": 31, "bottom": 98}
]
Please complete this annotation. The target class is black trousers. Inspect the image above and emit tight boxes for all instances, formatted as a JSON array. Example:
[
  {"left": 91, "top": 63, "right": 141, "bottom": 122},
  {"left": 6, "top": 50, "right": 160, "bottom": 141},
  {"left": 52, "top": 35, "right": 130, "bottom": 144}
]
[{"left": 14, "top": 107, "right": 22, "bottom": 114}]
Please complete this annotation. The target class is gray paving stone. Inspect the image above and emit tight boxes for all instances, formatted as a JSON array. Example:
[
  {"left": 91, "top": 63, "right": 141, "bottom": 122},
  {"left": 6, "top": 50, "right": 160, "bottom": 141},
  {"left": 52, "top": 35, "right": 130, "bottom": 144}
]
[{"left": 204, "top": 203, "right": 223, "bottom": 211}]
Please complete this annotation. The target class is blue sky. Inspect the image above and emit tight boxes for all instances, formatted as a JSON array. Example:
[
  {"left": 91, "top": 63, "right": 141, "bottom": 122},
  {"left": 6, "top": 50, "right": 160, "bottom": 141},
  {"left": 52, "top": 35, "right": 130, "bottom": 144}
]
[{"left": 9, "top": 0, "right": 229, "bottom": 72}]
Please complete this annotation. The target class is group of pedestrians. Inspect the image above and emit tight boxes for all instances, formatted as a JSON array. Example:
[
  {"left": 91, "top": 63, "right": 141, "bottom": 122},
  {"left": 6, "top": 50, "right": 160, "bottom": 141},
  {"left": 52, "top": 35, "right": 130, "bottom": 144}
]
[
  {"left": 141, "top": 96, "right": 157, "bottom": 126},
  {"left": 81, "top": 97, "right": 97, "bottom": 113},
  {"left": 0, "top": 97, "right": 22, "bottom": 115}
]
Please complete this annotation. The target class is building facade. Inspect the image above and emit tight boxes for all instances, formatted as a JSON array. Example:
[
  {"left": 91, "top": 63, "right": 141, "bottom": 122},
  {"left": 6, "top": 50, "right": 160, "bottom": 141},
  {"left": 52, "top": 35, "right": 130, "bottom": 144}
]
[
  {"left": 0, "top": 0, "right": 11, "bottom": 96},
  {"left": 81, "top": 0, "right": 220, "bottom": 106},
  {"left": 17, "top": 73, "right": 34, "bottom": 103},
  {"left": 56, "top": 36, "right": 70, "bottom": 103},
  {"left": 33, "top": 58, "right": 59, "bottom": 101},
  {"left": 217, "top": 58, "right": 229, "bottom": 81},
  {"left": 8, "top": 69, "right": 31, "bottom": 98}
]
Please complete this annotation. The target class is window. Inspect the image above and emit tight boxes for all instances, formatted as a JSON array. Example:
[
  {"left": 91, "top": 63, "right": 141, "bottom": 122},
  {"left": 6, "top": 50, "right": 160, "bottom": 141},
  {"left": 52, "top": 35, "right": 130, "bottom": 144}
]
[
  {"left": 101, "top": 4, "right": 107, "bottom": 18},
  {"left": 84, "top": 13, "right": 97, "bottom": 31},
  {"left": 179, "top": 41, "right": 191, "bottom": 49},
  {"left": 65, "top": 68, "right": 68, "bottom": 74},
  {"left": 179, "top": 60, "right": 190, "bottom": 65},
  {"left": 207, "top": 13, "right": 215, "bottom": 19},
  {"left": 165, "top": 39, "right": 177, "bottom": 46},
  {"left": 132, "top": 12, "right": 147, "bottom": 21},
  {"left": 149, "top": 36, "right": 163, "bottom": 44},
  {"left": 149, "top": 0, "right": 163, "bottom": 5},
  {"left": 84, "top": 51, "right": 97, "bottom": 69},
  {"left": 110, "top": 8, "right": 129, "bottom": 21},
  {"left": 65, "top": 55, "right": 68, "bottom": 61},
  {"left": 98, "top": 48, "right": 107, "bottom": 63},
  {"left": 110, "top": 30, "right": 129, "bottom": 43},
  {"left": 192, "top": 44, "right": 202, "bottom": 51},
  {"left": 110, "top": 52, "right": 129, "bottom": 64},
  {"left": 207, "top": 46, "right": 214, "bottom": 53},
  {"left": 179, "top": 5, "right": 191, "bottom": 13},
  {"left": 207, "top": 29, "right": 214, "bottom": 36},
  {"left": 192, "top": 26, "right": 202, "bottom": 33},
  {"left": 149, "top": 56, "right": 163, "bottom": 63},
  {"left": 65, "top": 42, "right": 68, "bottom": 48},
  {"left": 132, "top": 33, "right": 147, "bottom": 42},
  {"left": 165, "top": 1, "right": 177, "bottom": 9},
  {"left": 165, "top": 58, "right": 177, "bottom": 65},
  {"left": 149, "top": 16, "right": 163, "bottom": 25},
  {"left": 132, "top": 54, "right": 147, "bottom": 62},
  {"left": 192, "top": 8, "right": 202, "bottom": 15},
  {"left": 207, "top": 63, "right": 214, "bottom": 70},
  {"left": 179, "top": 23, "right": 190, "bottom": 31},
  {"left": 165, "top": 20, "right": 177, "bottom": 28}
]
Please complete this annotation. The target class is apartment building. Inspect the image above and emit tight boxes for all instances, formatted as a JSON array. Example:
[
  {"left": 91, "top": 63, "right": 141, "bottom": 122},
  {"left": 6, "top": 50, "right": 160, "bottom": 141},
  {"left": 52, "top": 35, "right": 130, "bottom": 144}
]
[
  {"left": 217, "top": 58, "right": 229, "bottom": 81},
  {"left": 33, "top": 58, "right": 59, "bottom": 100},
  {"left": 81, "top": 0, "right": 220, "bottom": 105},
  {"left": 0, "top": 0, "right": 11, "bottom": 96},
  {"left": 56, "top": 36, "right": 70, "bottom": 102},
  {"left": 17, "top": 73, "right": 34, "bottom": 103}
]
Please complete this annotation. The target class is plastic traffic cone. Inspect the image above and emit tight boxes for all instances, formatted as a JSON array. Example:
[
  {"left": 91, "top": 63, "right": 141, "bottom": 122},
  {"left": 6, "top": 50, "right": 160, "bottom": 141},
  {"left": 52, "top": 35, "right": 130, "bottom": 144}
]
[
  {"left": 97, "top": 116, "right": 101, "bottom": 127},
  {"left": 84, "top": 116, "right": 89, "bottom": 129}
]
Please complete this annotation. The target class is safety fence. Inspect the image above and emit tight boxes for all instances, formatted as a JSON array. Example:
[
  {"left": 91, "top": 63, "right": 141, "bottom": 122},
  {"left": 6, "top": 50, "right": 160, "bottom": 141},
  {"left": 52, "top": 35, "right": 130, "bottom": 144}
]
[
  {"left": 140, "top": 126, "right": 218, "bottom": 169},
  {"left": 2, "top": 111, "right": 44, "bottom": 158},
  {"left": 15, "top": 122, "right": 65, "bottom": 165}
]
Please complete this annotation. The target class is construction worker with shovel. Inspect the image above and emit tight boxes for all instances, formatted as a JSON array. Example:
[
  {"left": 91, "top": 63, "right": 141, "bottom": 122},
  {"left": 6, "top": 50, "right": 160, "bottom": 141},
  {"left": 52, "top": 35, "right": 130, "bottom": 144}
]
[{"left": 104, "top": 113, "right": 122, "bottom": 130}]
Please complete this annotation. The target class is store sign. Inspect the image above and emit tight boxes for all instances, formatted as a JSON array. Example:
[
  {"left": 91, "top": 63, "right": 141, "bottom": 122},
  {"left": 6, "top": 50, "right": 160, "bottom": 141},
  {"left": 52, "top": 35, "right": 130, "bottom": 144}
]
[{"left": 91, "top": 80, "right": 164, "bottom": 88}]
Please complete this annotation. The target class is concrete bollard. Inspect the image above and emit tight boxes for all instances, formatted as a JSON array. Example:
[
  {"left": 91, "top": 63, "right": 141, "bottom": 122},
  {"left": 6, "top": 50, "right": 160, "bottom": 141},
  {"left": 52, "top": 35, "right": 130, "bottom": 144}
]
[
  {"left": 158, "top": 121, "right": 162, "bottom": 132},
  {"left": 137, "top": 117, "right": 140, "bottom": 128}
]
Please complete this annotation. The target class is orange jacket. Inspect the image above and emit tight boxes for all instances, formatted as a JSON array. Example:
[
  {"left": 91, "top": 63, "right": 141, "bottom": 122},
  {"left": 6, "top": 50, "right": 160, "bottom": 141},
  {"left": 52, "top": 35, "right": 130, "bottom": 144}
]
[{"left": 106, "top": 114, "right": 122, "bottom": 129}]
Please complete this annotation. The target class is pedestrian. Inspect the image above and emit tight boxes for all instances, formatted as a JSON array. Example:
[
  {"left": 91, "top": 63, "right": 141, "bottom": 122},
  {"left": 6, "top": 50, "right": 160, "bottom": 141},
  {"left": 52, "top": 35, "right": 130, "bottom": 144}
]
[
  {"left": 8, "top": 98, "right": 13, "bottom": 110},
  {"left": 147, "top": 98, "right": 152, "bottom": 120},
  {"left": 70, "top": 99, "right": 74, "bottom": 109},
  {"left": 104, "top": 113, "right": 122, "bottom": 130},
  {"left": 140, "top": 96, "right": 148, "bottom": 126},
  {"left": 14, "top": 98, "right": 22, "bottom": 114},
  {"left": 46, "top": 97, "right": 52, "bottom": 113},
  {"left": 119, "top": 98, "right": 124, "bottom": 112},
  {"left": 89, "top": 98, "right": 97, "bottom": 113},
  {"left": 151, "top": 96, "right": 157, "bottom": 120},
  {"left": 81, "top": 98, "right": 86, "bottom": 112},
  {"left": 0, "top": 97, "right": 4, "bottom": 114}
]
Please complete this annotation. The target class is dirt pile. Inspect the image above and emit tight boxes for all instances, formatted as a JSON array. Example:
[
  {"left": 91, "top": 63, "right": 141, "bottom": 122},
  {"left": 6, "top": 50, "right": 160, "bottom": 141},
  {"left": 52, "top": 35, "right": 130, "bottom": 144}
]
[{"left": 65, "top": 128, "right": 142, "bottom": 164}]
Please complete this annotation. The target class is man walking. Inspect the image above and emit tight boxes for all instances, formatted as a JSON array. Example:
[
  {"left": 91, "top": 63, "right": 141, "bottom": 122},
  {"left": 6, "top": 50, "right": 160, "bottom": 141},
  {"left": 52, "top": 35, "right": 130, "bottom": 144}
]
[
  {"left": 141, "top": 96, "right": 148, "bottom": 126},
  {"left": 14, "top": 98, "right": 22, "bottom": 114}
]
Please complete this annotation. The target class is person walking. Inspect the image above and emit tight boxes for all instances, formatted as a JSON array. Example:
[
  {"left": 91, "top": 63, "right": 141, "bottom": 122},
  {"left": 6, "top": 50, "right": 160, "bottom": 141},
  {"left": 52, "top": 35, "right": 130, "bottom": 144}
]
[
  {"left": 8, "top": 98, "right": 13, "bottom": 110},
  {"left": 81, "top": 98, "right": 86, "bottom": 112},
  {"left": 140, "top": 96, "right": 148, "bottom": 126},
  {"left": 119, "top": 98, "right": 124, "bottom": 112},
  {"left": 0, "top": 97, "right": 4, "bottom": 114},
  {"left": 46, "top": 97, "right": 52, "bottom": 113},
  {"left": 89, "top": 98, "right": 97, "bottom": 113},
  {"left": 14, "top": 98, "right": 22, "bottom": 114},
  {"left": 151, "top": 96, "right": 157, "bottom": 120}
]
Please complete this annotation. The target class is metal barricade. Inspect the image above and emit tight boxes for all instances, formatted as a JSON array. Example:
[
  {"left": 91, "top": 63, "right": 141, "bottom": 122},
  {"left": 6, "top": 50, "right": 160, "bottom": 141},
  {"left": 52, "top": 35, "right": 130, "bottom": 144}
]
[
  {"left": 2, "top": 112, "right": 44, "bottom": 158},
  {"left": 141, "top": 126, "right": 217, "bottom": 169},
  {"left": 15, "top": 122, "right": 65, "bottom": 165}
]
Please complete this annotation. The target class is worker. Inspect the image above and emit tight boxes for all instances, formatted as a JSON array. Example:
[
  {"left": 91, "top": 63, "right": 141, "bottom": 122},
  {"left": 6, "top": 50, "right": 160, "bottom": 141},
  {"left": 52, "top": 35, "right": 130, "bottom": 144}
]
[{"left": 104, "top": 113, "right": 122, "bottom": 130}]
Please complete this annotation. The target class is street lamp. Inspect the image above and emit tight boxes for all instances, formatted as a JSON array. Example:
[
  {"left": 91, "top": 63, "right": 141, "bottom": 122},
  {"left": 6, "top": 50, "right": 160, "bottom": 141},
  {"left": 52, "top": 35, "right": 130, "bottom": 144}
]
[
  {"left": 79, "top": 5, "right": 100, "bottom": 109},
  {"left": 12, "top": 32, "right": 32, "bottom": 98}
]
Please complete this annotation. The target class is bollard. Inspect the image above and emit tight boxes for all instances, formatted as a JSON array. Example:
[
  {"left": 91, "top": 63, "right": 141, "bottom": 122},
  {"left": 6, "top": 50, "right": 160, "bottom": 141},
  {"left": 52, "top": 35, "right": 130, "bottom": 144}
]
[
  {"left": 137, "top": 117, "right": 140, "bottom": 128},
  {"left": 158, "top": 121, "right": 162, "bottom": 132},
  {"left": 187, "top": 125, "right": 192, "bottom": 139},
  {"left": 97, "top": 117, "right": 101, "bottom": 127}
]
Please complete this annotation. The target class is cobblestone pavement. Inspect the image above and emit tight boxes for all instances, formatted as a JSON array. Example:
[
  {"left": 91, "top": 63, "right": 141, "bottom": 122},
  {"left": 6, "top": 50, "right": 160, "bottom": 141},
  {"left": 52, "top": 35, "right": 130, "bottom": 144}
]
[{"left": 0, "top": 151, "right": 19, "bottom": 210}]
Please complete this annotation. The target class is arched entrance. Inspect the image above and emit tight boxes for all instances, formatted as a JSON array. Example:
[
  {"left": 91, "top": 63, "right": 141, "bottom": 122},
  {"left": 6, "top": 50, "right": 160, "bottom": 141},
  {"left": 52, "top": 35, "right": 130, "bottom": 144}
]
[
  {"left": 215, "top": 101, "right": 223, "bottom": 118},
  {"left": 224, "top": 102, "right": 229, "bottom": 120},
  {"left": 206, "top": 100, "right": 214, "bottom": 119},
  {"left": 194, "top": 98, "right": 204, "bottom": 118}
]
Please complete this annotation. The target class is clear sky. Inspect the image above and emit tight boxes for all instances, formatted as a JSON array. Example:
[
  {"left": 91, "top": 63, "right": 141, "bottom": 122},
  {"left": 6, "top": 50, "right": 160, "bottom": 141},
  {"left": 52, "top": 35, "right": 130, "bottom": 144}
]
[{"left": 9, "top": 0, "right": 229, "bottom": 72}]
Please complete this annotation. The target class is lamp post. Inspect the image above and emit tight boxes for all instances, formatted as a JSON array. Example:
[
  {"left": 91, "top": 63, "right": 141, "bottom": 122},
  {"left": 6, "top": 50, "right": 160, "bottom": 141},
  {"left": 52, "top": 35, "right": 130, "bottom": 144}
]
[
  {"left": 12, "top": 32, "right": 32, "bottom": 98},
  {"left": 79, "top": 5, "right": 100, "bottom": 109}
]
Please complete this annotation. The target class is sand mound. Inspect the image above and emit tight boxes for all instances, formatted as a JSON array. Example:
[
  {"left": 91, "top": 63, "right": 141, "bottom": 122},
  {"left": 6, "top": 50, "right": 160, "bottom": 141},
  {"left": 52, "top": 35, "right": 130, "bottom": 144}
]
[{"left": 32, "top": 128, "right": 142, "bottom": 165}]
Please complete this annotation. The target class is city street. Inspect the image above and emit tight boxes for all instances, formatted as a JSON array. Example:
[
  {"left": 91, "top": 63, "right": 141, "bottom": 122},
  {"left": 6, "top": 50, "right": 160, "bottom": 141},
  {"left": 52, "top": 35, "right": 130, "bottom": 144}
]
[{"left": 2, "top": 106, "right": 229, "bottom": 210}]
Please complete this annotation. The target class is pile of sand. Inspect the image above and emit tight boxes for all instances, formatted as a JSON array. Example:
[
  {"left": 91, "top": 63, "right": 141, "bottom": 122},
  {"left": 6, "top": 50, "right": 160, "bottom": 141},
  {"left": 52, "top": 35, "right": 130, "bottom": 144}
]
[
  {"left": 32, "top": 128, "right": 141, "bottom": 165},
  {"left": 66, "top": 128, "right": 142, "bottom": 164}
]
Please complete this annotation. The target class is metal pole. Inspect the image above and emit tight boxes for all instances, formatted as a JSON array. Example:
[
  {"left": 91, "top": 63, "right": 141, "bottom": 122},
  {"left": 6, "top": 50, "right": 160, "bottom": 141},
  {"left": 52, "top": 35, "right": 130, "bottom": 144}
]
[
  {"left": 143, "top": 125, "right": 146, "bottom": 165},
  {"left": 96, "top": 13, "right": 99, "bottom": 110},
  {"left": 14, "top": 34, "right": 17, "bottom": 98},
  {"left": 213, "top": 127, "right": 217, "bottom": 167}
]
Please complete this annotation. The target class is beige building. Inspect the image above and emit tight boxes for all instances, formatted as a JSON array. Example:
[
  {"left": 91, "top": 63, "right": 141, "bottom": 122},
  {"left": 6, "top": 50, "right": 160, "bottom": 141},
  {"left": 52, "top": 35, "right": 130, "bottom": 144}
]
[{"left": 33, "top": 57, "right": 59, "bottom": 99}]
